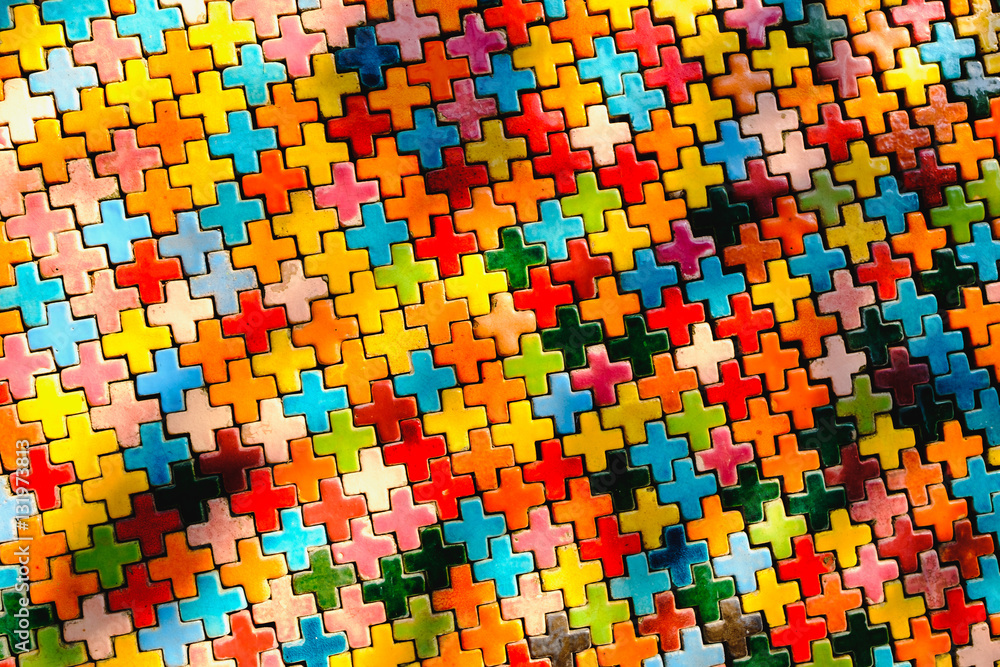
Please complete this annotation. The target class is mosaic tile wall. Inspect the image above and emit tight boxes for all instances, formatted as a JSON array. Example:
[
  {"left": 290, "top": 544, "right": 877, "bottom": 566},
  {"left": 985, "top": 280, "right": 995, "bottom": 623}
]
[{"left": 3, "top": 0, "right": 1000, "bottom": 665}]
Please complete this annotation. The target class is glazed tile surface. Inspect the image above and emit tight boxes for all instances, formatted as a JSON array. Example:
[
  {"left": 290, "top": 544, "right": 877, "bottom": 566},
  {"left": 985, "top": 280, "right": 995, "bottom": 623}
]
[{"left": 3, "top": 0, "right": 1000, "bottom": 666}]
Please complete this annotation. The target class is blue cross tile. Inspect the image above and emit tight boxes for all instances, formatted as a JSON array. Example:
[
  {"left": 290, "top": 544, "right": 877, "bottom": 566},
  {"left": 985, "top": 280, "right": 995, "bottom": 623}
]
[
  {"left": 0, "top": 566, "right": 18, "bottom": 590},
  {"left": 658, "top": 627, "right": 725, "bottom": 667},
  {"left": 977, "top": 493, "right": 1000, "bottom": 539},
  {"left": 541, "top": 0, "right": 565, "bottom": 19},
  {"left": 393, "top": 349, "right": 457, "bottom": 413},
  {"left": 788, "top": 233, "right": 846, "bottom": 292},
  {"left": 712, "top": 532, "right": 771, "bottom": 594},
  {"left": 41, "top": 0, "right": 109, "bottom": 41},
  {"left": 179, "top": 572, "right": 247, "bottom": 638},
  {"left": 84, "top": 200, "right": 152, "bottom": 264},
  {"left": 621, "top": 248, "right": 678, "bottom": 308},
  {"left": 0, "top": 0, "right": 31, "bottom": 29},
  {"left": 26, "top": 302, "right": 98, "bottom": 367},
  {"left": 703, "top": 121, "right": 763, "bottom": 182},
  {"left": 208, "top": 111, "right": 278, "bottom": 174},
  {"left": 920, "top": 22, "right": 976, "bottom": 80},
  {"left": 649, "top": 525, "right": 709, "bottom": 588},
  {"left": 123, "top": 423, "right": 191, "bottom": 486},
  {"left": 864, "top": 176, "right": 919, "bottom": 235},
  {"left": 968, "top": 555, "right": 1000, "bottom": 613},
  {"left": 0, "top": 262, "right": 66, "bottom": 327},
  {"left": 28, "top": 48, "right": 97, "bottom": 111},
  {"left": 966, "top": 387, "right": 1000, "bottom": 446},
  {"left": 523, "top": 200, "right": 585, "bottom": 262},
  {"left": 657, "top": 459, "right": 717, "bottom": 520},
  {"left": 263, "top": 508, "right": 328, "bottom": 571},
  {"left": 189, "top": 251, "right": 258, "bottom": 316},
  {"left": 444, "top": 498, "right": 506, "bottom": 561},
  {"left": 397, "top": 108, "right": 461, "bottom": 169},
  {"left": 629, "top": 423, "right": 688, "bottom": 483},
  {"left": 957, "top": 222, "right": 1000, "bottom": 281},
  {"left": 159, "top": 211, "right": 224, "bottom": 275},
  {"left": 345, "top": 203, "right": 409, "bottom": 267},
  {"left": 0, "top": 480, "right": 34, "bottom": 542},
  {"left": 873, "top": 646, "right": 911, "bottom": 667},
  {"left": 223, "top": 44, "right": 287, "bottom": 106},
  {"left": 476, "top": 54, "right": 536, "bottom": 113},
  {"left": 685, "top": 256, "right": 746, "bottom": 317},
  {"left": 334, "top": 25, "right": 399, "bottom": 88},
  {"left": 532, "top": 372, "right": 593, "bottom": 435},
  {"left": 610, "top": 553, "right": 672, "bottom": 615},
  {"left": 908, "top": 314, "right": 963, "bottom": 375},
  {"left": 607, "top": 72, "right": 665, "bottom": 132},
  {"left": 199, "top": 182, "right": 265, "bottom": 246},
  {"left": 935, "top": 352, "right": 990, "bottom": 411},
  {"left": 951, "top": 456, "right": 1000, "bottom": 513},
  {"left": 578, "top": 37, "right": 638, "bottom": 97},
  {"left": 0, "top": 263, "right": 65, "bottom": 328},
  {"left": 138, "top": 602, "right": 205, "bottom": 667},
  {"left": 282, "top": 616, "right": 348, "bottom": 667},
  {"left": 882, "top": 279, "right": 938, "bottom": 337},
  {"left": 473, "top": 535, "right": 534, "bottom": 597},
  {"left": 115, "top": 0, "right": 183, "bottom": 53},
  {"left": 282, "top": 370, "right": 348, "bottom": 433},
  {"left": 136, "top": 348, "right": 205, "bottom": 413}
]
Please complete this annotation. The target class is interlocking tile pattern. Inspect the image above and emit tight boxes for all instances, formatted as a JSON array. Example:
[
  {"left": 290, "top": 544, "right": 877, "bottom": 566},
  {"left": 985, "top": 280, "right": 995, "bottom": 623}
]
[{"left": 3, "top": 0, "right": 1000, "bottom": 666}]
